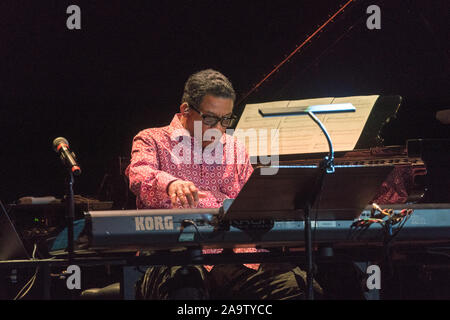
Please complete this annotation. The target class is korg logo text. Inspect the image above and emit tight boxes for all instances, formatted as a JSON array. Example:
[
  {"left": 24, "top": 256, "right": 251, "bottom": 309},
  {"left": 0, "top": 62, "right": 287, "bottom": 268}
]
[{"left": 135, "top": 216, "right": 174, "bottom": 231}]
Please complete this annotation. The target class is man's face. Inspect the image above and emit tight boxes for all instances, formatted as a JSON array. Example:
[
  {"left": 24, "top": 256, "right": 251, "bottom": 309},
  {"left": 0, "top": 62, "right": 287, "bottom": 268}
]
[{"left": 183, "top": 94, "right": 234, "bottom": 148}]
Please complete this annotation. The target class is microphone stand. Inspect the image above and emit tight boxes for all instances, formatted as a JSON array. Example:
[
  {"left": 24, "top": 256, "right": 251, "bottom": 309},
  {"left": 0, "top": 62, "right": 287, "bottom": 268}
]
[{"left": 66, "top": 170, "right": 75, "bottom": 265}]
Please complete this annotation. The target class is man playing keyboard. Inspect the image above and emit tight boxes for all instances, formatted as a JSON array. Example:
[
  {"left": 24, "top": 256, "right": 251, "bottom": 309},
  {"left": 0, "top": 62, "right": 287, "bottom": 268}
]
[{"left": 126, "top": 69, "right": 322, "bottom": 299}]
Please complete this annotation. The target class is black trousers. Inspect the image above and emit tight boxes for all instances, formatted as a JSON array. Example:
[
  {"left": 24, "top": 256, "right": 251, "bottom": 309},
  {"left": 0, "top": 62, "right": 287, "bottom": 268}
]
[{"left": 136, "top": 263, "right": 323, "bottom": 300}]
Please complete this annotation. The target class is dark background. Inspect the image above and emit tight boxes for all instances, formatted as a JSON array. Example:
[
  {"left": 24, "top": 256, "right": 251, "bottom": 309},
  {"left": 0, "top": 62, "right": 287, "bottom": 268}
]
[{"left": 1, "top": 0, "right": 449, "bottom": 204}]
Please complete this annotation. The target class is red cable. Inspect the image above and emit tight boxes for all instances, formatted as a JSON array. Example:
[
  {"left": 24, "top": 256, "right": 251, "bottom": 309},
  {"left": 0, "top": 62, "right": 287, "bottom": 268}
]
[{"left": 237, "top": 0, "right": 355, "bottom": 106}]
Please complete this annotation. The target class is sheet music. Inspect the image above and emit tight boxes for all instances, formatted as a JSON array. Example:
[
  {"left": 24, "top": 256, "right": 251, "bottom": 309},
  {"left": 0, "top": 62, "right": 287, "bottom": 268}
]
[{"left": 234, "top": 95, "right": 379, "bottom": 156}]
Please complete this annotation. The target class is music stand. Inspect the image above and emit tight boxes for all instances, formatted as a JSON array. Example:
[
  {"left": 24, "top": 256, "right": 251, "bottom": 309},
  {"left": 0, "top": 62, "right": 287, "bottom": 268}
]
[
  {"left": 220, "top": 164, "right": 393, "bottom": 300},
  {"left": 220, "top": 164, "right": 394, "bottom": 221},
  {"left": 227, "top": 102, "right": 391, "bottom": 299}
]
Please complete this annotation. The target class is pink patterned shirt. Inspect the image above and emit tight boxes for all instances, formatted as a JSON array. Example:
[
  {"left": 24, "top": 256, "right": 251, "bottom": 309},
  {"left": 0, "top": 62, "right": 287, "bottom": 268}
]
[
  {"left": 126, "top": 113, "right": 253, "bottom": 209},
  {"left": 126, "top": 113, "right": 261, "bottom": 270}
]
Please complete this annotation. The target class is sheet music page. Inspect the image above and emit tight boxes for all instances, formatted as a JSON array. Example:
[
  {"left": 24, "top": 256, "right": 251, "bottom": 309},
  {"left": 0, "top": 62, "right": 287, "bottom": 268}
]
[{"left": 234, "top": 95, "right": 379, "bottom": 156}]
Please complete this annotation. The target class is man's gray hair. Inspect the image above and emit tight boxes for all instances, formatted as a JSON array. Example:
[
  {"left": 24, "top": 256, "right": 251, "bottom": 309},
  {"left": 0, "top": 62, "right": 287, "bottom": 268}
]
[{"left": 181, "top": 69, "right": 236, "bottom": 109}]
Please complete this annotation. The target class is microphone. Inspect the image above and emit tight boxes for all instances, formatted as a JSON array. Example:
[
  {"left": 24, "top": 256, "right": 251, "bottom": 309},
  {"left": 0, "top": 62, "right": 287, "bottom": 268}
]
[{"left": 52, "top": 137, "right": 81, "bottom": 176}]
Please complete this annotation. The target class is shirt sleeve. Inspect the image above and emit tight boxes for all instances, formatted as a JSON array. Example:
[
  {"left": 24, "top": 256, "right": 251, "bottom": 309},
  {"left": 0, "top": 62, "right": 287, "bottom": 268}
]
[
  {"left": 236, "top": 141, "right": 254, "bottom": 189},
  {"left": 196, "top": 189, "right": 228, "bottom": 208},
  {"left": 125, "top": 131, "right": 179, "bottom": 208}
]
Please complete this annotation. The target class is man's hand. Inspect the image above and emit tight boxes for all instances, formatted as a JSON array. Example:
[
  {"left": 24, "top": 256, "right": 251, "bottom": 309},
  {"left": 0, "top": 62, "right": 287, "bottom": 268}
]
[{"left": 167, "top": 180, "right": 207, "bottom": 208}]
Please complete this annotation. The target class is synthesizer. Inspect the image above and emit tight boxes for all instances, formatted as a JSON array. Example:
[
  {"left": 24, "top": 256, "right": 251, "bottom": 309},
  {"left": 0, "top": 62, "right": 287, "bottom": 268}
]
[{"left": 75, "top": 204, "right": 450, "bottom": 253}]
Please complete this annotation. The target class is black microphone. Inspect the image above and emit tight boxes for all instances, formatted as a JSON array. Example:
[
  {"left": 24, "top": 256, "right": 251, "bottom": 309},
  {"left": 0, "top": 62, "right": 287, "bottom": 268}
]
[{"left": 52, "top": 137, "right": 81, "bottom": 176}]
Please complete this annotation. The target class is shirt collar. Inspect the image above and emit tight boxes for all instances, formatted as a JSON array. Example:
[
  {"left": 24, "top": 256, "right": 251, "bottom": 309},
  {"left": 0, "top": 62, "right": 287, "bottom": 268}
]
[{"left": 168, "top": 113, "right": 186, "bottom": 131}]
